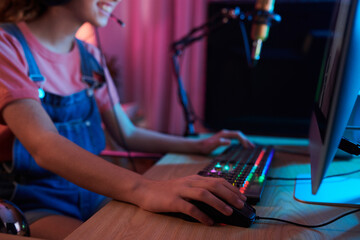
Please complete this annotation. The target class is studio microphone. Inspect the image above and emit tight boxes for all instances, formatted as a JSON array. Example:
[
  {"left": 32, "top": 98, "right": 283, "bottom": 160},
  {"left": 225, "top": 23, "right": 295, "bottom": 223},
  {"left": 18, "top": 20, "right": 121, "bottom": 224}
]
[{"left": 250, "top": 0, "right": 279, "bottom": 65}]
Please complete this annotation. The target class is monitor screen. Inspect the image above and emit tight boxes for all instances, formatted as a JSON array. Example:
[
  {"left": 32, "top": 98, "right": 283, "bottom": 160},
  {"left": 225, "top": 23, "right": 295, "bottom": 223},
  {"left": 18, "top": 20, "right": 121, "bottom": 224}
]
[{"left": 309, "top": 0, "right": 360, "bottom": 194}]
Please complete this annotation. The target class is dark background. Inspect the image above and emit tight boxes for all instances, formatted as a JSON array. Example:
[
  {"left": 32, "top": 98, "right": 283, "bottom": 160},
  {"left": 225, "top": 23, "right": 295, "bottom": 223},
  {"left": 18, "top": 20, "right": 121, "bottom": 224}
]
[{"left": 204, "top": 0, "right": 336, "bottom": 137}]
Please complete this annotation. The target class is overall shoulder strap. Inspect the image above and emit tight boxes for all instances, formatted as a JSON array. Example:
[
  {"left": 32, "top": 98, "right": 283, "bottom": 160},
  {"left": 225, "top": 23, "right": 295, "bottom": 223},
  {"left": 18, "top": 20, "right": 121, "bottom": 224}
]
[
  {"left": 1, "top": 23, "right": 104, "bottom": 94},
  {"left": 75, "top": 38, "right": 105, "bottom": 90},
  {"left": 0, "top": 23, "right": 45, "bottom": 83}
]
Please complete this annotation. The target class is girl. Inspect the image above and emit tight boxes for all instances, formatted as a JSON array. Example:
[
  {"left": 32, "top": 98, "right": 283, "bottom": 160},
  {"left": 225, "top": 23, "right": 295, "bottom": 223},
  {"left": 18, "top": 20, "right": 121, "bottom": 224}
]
[{"left": 0, "top": 0, "right": 252, "bottom": 239}]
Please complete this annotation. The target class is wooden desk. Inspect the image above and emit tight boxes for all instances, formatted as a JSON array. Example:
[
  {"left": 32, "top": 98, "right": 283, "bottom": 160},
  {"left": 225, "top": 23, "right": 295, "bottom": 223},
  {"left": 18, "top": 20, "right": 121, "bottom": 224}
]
[
  {"left": 0, "top": 233, "right": 42, "bottom": 240},
  {"left": 66, "top": 143, "right": 360, "bottom": 239}
]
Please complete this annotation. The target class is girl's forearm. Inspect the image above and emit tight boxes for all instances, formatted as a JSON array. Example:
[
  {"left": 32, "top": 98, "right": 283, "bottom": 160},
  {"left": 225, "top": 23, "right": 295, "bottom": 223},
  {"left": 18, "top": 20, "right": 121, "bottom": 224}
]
[{"left": 34, "top": 132, "right": 145, "bottom": 203}]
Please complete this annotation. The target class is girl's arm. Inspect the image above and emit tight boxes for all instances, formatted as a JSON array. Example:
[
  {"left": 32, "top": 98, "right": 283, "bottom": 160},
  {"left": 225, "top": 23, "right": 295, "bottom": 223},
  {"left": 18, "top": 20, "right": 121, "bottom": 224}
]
[
  {"left": 2, "top": 98, "right": 247, "bottom": 225},
  {"left": 102, "top": 103, "right": 254, "bottom": 155}
]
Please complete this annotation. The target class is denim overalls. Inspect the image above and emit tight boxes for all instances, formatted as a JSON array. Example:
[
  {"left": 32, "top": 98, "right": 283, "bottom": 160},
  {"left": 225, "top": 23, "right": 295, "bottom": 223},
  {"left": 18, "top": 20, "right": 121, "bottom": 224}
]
[{"left": 1, "top": 23, "right": 109, "bottom": 221}]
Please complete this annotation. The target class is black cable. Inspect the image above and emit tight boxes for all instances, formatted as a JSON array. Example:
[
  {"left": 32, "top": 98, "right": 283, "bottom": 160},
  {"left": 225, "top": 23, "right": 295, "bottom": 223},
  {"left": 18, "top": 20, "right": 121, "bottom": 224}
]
[
  {"left": 239, "top": 20, "right": 252, "bottom": 67},
  {"left": 94, "top": 28, "right": 138, "bottom": 173},
  {"left": 267, "top": 168, "right": 360, "bottom": 181},
  {"left": 256, "top": 208, "right": 360, "bottom": 228},
  {"left": 325, "top": 168, "right": 360, "bottom": 178},
  {"left": 267, "top": 176, "right": 310, "bottom": 181},
  {"left": 172, "top": 49, "right": 205, "bottom": 127},
  {"left": 171, "top": 53, "right": 197, "bottom": 136}
]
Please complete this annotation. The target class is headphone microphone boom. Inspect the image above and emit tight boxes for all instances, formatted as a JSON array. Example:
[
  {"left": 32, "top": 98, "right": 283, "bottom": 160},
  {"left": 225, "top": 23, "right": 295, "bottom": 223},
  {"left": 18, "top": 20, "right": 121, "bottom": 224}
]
[{"left": 110, "top": 14, "right": 126, "bottom": 27}]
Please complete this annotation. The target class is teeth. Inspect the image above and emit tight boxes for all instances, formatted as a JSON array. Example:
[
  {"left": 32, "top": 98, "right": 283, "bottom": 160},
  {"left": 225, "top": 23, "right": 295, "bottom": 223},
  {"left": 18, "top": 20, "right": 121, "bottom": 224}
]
[{"left": 100, "top": 4, "right": 112, "bottom": 13}]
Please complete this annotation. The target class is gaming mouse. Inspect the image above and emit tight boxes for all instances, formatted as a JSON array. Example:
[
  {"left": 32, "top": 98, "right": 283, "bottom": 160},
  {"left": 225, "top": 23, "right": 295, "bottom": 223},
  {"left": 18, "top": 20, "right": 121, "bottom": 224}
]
[
  {"left": 168, "top": 199, "right": 256, "bottom": 227},
  {"left": 189, "top": 199, "right": 256, "bottom": 227}
]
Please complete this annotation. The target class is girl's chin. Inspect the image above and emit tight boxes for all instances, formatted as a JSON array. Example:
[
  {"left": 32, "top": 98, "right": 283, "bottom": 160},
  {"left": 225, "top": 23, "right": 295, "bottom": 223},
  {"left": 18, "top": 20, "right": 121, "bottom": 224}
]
[{"left": 91, "top": 18, "right": 110, "bottom": 27}]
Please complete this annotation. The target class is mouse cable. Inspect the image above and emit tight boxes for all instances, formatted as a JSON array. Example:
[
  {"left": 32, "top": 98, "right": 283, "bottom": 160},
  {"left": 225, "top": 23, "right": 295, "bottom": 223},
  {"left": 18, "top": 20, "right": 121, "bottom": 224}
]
[
  {"left": 255, "top": 208, "right": 360, "bottom": 228},
  {"left": 267, "top": 168, "right": 360, "bottom": 181}
]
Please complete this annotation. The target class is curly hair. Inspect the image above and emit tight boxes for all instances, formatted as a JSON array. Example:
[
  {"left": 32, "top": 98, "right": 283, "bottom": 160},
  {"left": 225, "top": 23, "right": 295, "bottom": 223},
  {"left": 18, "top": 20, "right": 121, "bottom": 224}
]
[{"left": 0, "top": 0, "right": 47, "bottom": 22}]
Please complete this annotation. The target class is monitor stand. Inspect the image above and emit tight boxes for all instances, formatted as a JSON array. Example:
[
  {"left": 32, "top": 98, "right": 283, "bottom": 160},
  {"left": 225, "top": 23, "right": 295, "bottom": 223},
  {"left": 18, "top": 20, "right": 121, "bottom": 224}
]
[{"left": 294, "top": 174, "right": 360, "bottom": 207}]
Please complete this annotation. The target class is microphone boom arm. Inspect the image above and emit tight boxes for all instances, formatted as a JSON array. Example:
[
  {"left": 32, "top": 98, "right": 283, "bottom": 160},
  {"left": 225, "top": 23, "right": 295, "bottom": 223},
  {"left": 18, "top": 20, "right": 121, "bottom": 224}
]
[
  {"left": 170, "top": 7, "right": 256, "bottom": 136},
  {"left": 171, "top": 7, "right": 280, "bottom": 136}
]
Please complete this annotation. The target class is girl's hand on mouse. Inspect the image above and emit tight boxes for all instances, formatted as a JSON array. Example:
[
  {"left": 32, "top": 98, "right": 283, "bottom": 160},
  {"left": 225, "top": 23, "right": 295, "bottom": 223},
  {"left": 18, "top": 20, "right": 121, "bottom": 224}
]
[{"left": 134, "top": 175, "right": 247, "bottom": 225}]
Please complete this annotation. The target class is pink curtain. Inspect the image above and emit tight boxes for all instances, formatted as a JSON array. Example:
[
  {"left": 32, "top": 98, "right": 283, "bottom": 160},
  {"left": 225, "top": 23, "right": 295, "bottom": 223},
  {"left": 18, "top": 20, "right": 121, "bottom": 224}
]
[{"left": 98, "top": 0, "right": 209, "bottom": 135}]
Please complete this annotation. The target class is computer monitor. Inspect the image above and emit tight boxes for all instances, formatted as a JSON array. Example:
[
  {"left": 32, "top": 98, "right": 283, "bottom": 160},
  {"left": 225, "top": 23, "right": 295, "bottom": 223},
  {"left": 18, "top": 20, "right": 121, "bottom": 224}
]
[{"left": 300, "top": 0, "right": 360, "bottom": 202}]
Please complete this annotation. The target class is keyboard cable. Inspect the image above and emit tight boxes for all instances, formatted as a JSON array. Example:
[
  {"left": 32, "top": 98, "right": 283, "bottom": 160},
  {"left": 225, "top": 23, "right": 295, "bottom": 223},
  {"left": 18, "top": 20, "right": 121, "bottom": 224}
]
[
  {"left": 259, "top": 169, "right": 360, "bottom": 228},
  {"left": 255, "top": 208, "right": 360, "bottom": 228}
]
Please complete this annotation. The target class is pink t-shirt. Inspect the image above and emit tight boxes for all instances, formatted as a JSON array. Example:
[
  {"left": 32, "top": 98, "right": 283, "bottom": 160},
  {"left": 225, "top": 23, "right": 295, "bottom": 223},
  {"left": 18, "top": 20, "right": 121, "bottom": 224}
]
[{"left": 0, "top": 22, "right": 119, "bottom": 162}]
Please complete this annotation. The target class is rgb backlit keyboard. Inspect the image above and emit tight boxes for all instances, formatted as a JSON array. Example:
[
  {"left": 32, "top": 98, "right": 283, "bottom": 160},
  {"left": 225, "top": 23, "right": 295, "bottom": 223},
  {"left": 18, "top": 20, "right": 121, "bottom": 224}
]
[{"left": 197, "top": 144, "right": 275, "bottom": 204}]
